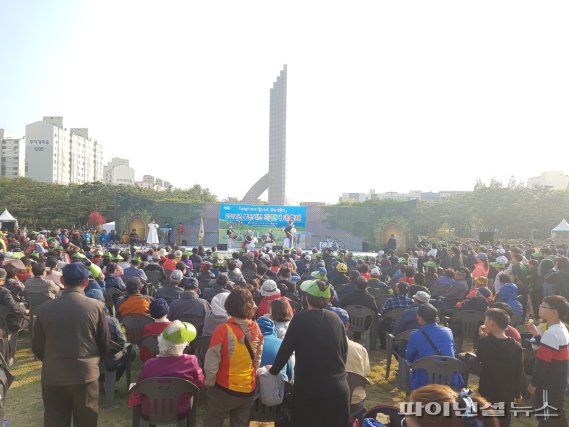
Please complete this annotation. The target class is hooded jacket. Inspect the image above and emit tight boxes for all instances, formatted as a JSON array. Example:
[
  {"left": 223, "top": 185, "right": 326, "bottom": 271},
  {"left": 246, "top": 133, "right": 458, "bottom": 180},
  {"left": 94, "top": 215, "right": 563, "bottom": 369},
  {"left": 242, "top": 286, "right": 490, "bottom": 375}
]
[
  {"left": 497, "top": 283, "right": 523, "bottom": 316},
  {"left": 257, "top": 316, "right": 293, "bottom": 381}
]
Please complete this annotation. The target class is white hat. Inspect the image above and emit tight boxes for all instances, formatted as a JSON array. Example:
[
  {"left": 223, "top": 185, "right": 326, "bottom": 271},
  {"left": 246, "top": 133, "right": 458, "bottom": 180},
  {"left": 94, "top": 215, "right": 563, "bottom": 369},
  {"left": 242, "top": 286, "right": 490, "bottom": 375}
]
[
  {"left": 496, "top": 255, "right": 508, "bottom": 264},
  {"left": 174, "top": 250, "right": 182, "bottom": 258},
  {"left": 260, "top": 280, "right": 280, "bottom": 297},
  {"left": 370, "top": 267, "right": 381, "bottom": 276},
  {"left": 378, "top": 251, "right": 385, "bottom": 257},
  {"left": 496, "top": 248, "right": 506, "bottom": 255}
]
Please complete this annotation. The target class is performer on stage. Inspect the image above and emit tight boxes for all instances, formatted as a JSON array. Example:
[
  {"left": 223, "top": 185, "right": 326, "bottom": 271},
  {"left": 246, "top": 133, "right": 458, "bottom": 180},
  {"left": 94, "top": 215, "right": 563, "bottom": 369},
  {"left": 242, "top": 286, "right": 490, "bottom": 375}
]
[
  {"left": 147, "top": 219, "right": 159, "bottom": 245},
  {"left": 283, "top": 220, "right": 295, "bottom": 249},
  {"left": 262, "top": 230, "right": 276, "bottom": 250},
  {"left": 177, "top": 222, "right": 185, "bottom": 246},
  {"left": 226, "top": 225, "right": 237, "bottom": 249}
]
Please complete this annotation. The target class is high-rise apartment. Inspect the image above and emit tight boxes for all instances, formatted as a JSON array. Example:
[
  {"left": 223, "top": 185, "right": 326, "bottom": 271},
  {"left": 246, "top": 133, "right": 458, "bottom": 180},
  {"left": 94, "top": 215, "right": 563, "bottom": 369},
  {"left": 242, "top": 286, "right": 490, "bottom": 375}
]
[
  {"left": 0, "top": 129, "right": 25, "bottom": 178},
  {"left": 25, "top": 116, "right": 103, "bottom": 184}
]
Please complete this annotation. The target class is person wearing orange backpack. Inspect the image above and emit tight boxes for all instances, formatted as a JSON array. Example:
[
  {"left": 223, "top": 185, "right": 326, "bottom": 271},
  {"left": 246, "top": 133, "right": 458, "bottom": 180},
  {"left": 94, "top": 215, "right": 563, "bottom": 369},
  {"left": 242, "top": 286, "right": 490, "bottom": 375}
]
[{"left": 203, "top": 288, "right": 263, "bottom": 427}]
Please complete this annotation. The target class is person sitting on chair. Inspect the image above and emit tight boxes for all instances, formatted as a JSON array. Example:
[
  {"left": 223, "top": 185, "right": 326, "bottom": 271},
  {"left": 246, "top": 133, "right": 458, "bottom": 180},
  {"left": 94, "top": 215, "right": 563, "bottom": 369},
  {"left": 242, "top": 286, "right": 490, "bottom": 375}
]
[
  {"left": 405, "top": 303, "right": 462, "bottom": 391},
  {"left": 140, "top": 298, "right": 172, "bottom": 362},
  {"left": 128, "top": 321, "right": 204, "bottom": 417},
  {"left": 117, "top": 278, "right": 153, "bottom": 319}
]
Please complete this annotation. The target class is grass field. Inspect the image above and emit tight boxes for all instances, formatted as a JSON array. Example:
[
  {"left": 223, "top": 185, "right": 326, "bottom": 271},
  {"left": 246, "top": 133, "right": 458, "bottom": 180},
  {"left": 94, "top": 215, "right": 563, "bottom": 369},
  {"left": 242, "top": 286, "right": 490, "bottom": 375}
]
[{"left": 5, "top": 333, "right": 553, "bottom": 426}]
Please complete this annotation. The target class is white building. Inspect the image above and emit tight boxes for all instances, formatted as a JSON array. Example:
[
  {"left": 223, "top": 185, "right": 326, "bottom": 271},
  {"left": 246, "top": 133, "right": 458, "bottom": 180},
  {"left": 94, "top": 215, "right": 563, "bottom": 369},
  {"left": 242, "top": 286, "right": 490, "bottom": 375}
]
[
  {"left": 339, "top": 189, "right": 470, "bottom": 203},
  {"left": 25, "top": 117, "right": 103, "bottom": 184},
  {"left": 528, "top": 171, "right": 569, "bottom": 191},
  {"left": 136, "top": 174, "right": 172, "bottom": 191},
  {"left": 0, "top": 129, "right": 25, "bottom": 178},
  {"left": 104, "top": 157, "right": 135, "bottom": 185}
]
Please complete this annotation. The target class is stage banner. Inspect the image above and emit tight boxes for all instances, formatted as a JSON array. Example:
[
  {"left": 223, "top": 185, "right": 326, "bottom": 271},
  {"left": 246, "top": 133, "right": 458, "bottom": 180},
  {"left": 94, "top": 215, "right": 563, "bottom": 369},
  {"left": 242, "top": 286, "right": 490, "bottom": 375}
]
[{"left": 219, "top": 204, "right": 307, "bottom": 249}]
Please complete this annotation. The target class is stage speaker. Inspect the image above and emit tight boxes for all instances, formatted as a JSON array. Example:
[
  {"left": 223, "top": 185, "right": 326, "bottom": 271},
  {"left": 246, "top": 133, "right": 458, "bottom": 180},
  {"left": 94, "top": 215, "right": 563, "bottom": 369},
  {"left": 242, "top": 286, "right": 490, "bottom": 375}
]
[
  {"left": 362, "top": 242, "right": 370, "bottom": 252},
  {"left": 479, "top": 232, "right": 494, "bottom": 244},
  {"left": 218, "top": 243, "right": 228, "bottom": 250},
  {"left": 182, "top": 239, "right": 187, "bottom": 246}
]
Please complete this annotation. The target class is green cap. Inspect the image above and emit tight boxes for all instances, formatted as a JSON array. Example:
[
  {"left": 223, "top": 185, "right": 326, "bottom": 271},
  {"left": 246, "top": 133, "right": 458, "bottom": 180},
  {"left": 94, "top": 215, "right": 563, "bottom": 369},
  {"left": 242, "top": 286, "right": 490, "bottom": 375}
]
[
  {"left": 423, "top": 261, "right": 437, "bottom": 269},
  {"left": 11, "top": 252, "right": 25, "bottom": 259},
  {"left": 88, "top": 263, "right": 102, "bottom": 279},
  {"left": 490, "top": 262, "right": 505, "bottom": 269},
  {"left": 161, "top": 322, "right": 197, "bottom": 344},
  {"left": 300, "top": 279, "right": 331, "bottom": 299}
]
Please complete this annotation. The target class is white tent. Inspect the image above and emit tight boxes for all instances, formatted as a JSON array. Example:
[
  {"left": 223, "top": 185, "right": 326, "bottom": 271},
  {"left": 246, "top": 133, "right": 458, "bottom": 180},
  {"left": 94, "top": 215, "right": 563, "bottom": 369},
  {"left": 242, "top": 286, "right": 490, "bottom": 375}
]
[
  {"left": 102, "top": 221, "right": 116, "bottom": 233},
  {"left": 0, "top": 209, "right": 17, "bottom": 231},
  {"left": 551, "top": 218, "right": 569, "bottom": 238}
]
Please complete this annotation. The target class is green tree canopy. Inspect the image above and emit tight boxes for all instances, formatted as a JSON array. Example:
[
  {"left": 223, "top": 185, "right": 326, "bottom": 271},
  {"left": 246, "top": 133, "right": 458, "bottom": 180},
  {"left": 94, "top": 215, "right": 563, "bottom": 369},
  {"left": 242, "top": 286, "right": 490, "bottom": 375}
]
[{"left": 0, "top": 179, "right": 216, "bottom": 228}]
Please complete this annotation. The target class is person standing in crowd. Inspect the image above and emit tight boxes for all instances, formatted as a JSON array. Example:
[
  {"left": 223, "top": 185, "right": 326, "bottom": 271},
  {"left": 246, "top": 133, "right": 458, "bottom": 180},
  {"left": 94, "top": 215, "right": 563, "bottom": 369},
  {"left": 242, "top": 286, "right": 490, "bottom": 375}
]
[
  {"left": 269, "top": 279, "right": 349, "bottom": 427},
  {"left": 476, "top": 308, "right": 524, "bottom": 427},
  {"left": 32, "top": 262, "right": 109, "bottom": 427},
  {"left": 527, "top": 295, "right": 569, "bottom": 427},
  {"left": 203, "top": 289, "right": 263, "bottom": 427}
]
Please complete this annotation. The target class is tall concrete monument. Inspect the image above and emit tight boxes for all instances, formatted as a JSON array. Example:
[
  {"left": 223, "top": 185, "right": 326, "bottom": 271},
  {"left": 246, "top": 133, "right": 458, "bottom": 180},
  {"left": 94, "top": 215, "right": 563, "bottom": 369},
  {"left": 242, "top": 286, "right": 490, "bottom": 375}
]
[{"left": 243, "top": 65, "right": 287, "bottom": 205}]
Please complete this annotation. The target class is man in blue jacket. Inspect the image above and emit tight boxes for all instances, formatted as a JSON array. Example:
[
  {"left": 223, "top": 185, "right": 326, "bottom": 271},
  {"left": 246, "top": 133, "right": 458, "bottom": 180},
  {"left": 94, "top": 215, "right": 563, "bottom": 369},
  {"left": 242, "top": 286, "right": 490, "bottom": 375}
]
[{"left": 405, "top": 303, "right": 462, "bottom": 391}]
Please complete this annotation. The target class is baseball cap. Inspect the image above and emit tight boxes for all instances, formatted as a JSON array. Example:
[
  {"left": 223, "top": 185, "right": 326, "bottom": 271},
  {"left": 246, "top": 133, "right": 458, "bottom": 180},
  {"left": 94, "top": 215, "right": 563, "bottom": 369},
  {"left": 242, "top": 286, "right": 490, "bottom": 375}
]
[
  {"left": 490, "top": 262, "right": 505, "bottom": 270},
  {"left": 183, "top": 278, "right": 199, "bottom": 290},
  {"left": 300, "top": 279, "right": 331, "bottom": 299},
  {"left": 370, "top": 267, "right": 381, "bottom": 276},
  {"left": 170, "top": 270, "right": 184, "bottom": 282},
  {"left": 413, "top": 291, "right": 431, "bottom": 303},
  {"left": 62, "top": 262, "right": 91, "bottom": 283},
  {"left": 161, "top": 320, "right": 197, "bottom": 344},
  {"left": 475, "top": 276, "right": 489, "bottom": 286},
  {"left": 327, "top": 306, "right": 349, "bottom": 325},
  {"left": 477, "top": 253, "right": 488, "bottom": 261}
]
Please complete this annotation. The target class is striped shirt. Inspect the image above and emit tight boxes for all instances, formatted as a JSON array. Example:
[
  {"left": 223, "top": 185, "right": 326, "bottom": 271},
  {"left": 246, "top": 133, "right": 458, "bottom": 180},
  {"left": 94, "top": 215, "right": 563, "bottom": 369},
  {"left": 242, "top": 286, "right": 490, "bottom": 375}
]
[{"left": 532, "top": 323, "right": 569, "bottom": 392}]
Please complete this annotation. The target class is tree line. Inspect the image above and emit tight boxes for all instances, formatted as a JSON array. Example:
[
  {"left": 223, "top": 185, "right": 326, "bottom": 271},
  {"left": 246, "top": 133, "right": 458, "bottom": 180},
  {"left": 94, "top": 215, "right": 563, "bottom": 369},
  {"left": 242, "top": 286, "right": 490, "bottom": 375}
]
[
  {"left": 337, "top": 179, "right": 569, "bottom": 240},
  {"left": 0, "top": 178, "right": 216, "bottom": 229}
]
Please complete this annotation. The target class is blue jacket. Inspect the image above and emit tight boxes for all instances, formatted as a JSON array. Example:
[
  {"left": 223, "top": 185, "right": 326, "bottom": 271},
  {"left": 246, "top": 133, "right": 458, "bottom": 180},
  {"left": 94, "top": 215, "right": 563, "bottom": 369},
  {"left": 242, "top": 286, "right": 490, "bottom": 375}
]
[
  {"left": 257, "top": 316, "right": 293, "bottom": 381},
  {"left": 497, "top": 283, "right": 523, "bottom": 316},
  {"left": 405, "top": 323, "right": 463, "bottom": 390}
]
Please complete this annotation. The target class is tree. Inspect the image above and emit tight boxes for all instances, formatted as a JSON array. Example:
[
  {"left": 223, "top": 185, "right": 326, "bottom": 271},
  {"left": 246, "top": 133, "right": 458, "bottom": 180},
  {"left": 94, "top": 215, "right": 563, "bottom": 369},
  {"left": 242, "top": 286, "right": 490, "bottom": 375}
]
[{"left": 87, "top": 211, "right": 106, "bottom": 228}]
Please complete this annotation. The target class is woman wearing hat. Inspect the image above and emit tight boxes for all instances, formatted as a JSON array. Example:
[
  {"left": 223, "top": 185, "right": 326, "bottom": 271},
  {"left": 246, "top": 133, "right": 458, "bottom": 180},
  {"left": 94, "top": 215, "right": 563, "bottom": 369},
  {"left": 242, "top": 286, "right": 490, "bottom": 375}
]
[
  {"left": 269, "top": 279, "right": 349, "bottom": 427},
  {"left": 257, "top": 280, "right": 282, "bottom": 317},
  {"left": 128, "top": 320, "right": 203, "bottom": 417}
]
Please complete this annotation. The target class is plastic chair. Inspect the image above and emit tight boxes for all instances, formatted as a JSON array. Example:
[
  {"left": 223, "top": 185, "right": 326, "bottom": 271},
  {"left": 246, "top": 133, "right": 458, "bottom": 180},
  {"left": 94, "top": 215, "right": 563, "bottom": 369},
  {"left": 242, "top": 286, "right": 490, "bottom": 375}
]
[
  {"left": 385, "top": 329, "right": 417, "bottom": 380},
  {"left": 363, "top": 405, "right": 403, "bottom": 426},
  {"left": 130, "top": 377, "right": 199, "bottom": 427},
  {"left": 448, "top": 310, "right": 485, "bottom": 352},
  {"left": 347, "top": 371, "right": 370, "bottom": 401},
  {"left": 344, "top": 305, "right": 377, "bottom": 351},
  {"left": 26, "top": 293, "right": 53, "bottom": 340},
  {"left": 102, "top": 344, "right": 133, "bottom": 408},
  {"left": 139, "top": 334, "right": 160, "bottom": 361},
  {"left": 402, "top": 355, "right": 469, "bottom": 397},
  {"left": 121, "top": 314, "right": 155, "bottom": 345},
  {"left": 104, "top": 288, "right": 124, "bottom": 317},
  {"left": 249, "top": 381, "right": 293, "bottom": 423},
  {"left": 188, "top": 335, "right": 211, "bottom": 368},
  {"left": 249, "top": 398, "right": 279, "bottom": 422}
]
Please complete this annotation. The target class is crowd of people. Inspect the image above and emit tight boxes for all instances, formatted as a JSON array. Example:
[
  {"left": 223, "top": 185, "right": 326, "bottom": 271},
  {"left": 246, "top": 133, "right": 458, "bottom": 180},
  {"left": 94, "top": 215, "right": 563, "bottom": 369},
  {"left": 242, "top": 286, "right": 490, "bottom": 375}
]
[{"left": 0, "top": 226, "right": 568, "bottom": 426}]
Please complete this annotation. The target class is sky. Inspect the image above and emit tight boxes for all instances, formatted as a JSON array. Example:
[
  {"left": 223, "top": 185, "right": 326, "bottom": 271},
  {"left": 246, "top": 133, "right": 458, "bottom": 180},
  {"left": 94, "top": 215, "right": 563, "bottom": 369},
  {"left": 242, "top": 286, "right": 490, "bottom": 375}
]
[{"left": 1, "top": 1, "right": 569, "bottom": 204}]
